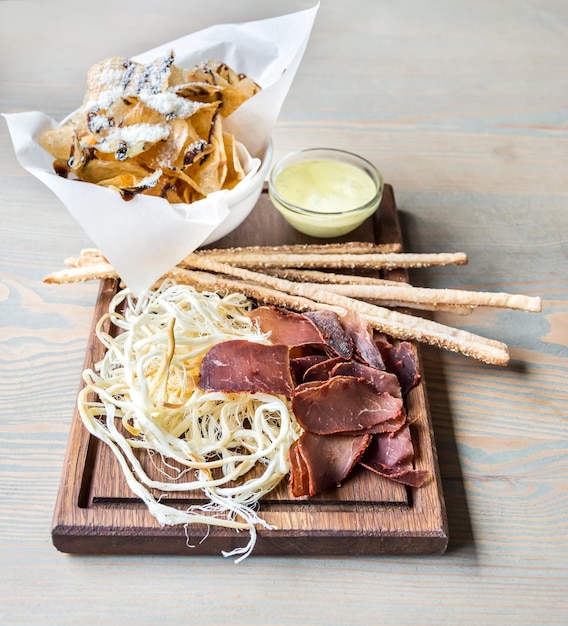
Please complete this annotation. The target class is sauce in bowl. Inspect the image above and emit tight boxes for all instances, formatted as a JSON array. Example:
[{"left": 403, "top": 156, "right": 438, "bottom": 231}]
[{"left": 269, "top": 148, "right": 383, "bottom": 238}]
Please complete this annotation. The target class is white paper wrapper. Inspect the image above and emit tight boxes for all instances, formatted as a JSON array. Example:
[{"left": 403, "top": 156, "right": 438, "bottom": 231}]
[{"left": 4, "top": 4, "right": 319, "bottom": 295}]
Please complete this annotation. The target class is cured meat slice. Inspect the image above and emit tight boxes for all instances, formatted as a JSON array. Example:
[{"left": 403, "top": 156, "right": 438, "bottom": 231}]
[
  {"left": 377, "top": 338, "right": 421, "bottom": 395},
  {"left": 303, "top": 356, "right": 346, "bottom": 383},
  {"left": 304, "top": 310, "right": 353, "bottom": 359},
  {"left": 359, "top": 424, "right": 430, "bottom": 487},
  {"left": 198, "top": 339, "right": 294, "bottom": 396},
  {"left": 340, "top": 312, "right": 385, "bottom": 369},
  {"left": 289, "top": 441, "right": 310, "bottom": 497},
  {"left": 288, "top": 344, "right": 327, "bottom": 360},
  {"left": 289, "top": 431, "right": 372, "bottom": 497},
  {"left": 290, "top": 354, "right": 328, "bottom": 384},
  {"left": 249, "top": 306, "right": 325, "bottom": 347},
  {"left": 292, "top": 376, "right": 404, "bottom": 435},
  {"left": 331, "top": 361, "right": 402, "bottom": 398}
]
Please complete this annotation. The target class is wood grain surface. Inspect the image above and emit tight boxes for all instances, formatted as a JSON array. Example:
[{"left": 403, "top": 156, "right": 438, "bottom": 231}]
[
  {"left": 1, "top": 1, "right": 567, "bottom": 624},
  {"left": 51, "top": 186, "right": 448, "bottom": 557}
]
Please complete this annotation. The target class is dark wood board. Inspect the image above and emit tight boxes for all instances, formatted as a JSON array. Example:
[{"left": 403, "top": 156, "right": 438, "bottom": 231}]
[{"left": 52, "top": 184, "right": 448, "bottom": 557}]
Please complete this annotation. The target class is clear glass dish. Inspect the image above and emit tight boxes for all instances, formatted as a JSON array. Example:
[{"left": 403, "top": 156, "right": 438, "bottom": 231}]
[{"left": 268, "top": 147, "right": 383, "bottom": 237}]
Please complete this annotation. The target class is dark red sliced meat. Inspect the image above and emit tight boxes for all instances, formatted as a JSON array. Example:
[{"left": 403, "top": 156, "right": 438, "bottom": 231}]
[
  {"left": 289, "top": 431, "right": 372, "bottom": 497},
  {"left": 359, "top": 424, "right": 430, "bottom": 487},
  {"left": 292, "top": 375, "right": 404, "bottom": 435},
  {"left": 249, "top": 306, "right": 325, "bottom": 347},
  {"left": 288, "top": 344, "right": 328, "bottom": 360},
  {"left": 198, "top": 339, "right": 294, "bottom": 396},
  {"left": 376, "top": 338, "right": 421, "bottom": 395},
  {"left": 304, "top": 309, "right": 354, "bottom": 360},
  {"left": 340, "top": 311, "right": 385, "bottom": 369},
  {"left": 290, "top": 354, "right": 329, "bottom": 385},
  {"left": 289, "top": 441, "right": 311, "bottom": 497},
  {"left": 303, "top": 356, "right": 346, "bottom": 383},
  {"left": 331, "top": 361, "right": 402, "bottom": 398}
]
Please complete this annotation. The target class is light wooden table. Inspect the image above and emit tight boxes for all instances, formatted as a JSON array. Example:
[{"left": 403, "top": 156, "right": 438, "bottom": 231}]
[{"left": 1, "top": 1, "right": 567, "bottom": 623}]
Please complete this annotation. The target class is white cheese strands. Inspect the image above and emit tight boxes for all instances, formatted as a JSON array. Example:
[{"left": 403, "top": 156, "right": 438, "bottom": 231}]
[{"left": 77, "top": 282, "right": 300, "bottom": 562}]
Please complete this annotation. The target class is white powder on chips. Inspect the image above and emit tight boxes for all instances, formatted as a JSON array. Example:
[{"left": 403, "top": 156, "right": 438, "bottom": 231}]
[
  {"left": 136, "top": 169, "right": 162, "bottom": 190},
  {"left": 139, "top": 92, "right": 206, "bottom": 120},
  {"left": 87, "top": 112, "right": 114, "bottom": 133},
  {"left": 95, "top": 123, "right": 170, "bottom": 157},
  {"left": 85, "top": 55, "right": 207, "bottom": 126},
  {"left": 87, "top": 64, "right": 127, "bottom": 93}
]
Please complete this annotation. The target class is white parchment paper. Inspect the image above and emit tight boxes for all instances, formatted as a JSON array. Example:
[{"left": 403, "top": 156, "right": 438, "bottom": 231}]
[{"left": 3, "top": 4, "right": 319, "bottom": 295}]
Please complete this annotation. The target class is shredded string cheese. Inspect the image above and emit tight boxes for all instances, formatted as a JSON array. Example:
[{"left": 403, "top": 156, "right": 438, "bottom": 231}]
[{"left": 78, "top": 281, "right": 300, "bottom": 562}]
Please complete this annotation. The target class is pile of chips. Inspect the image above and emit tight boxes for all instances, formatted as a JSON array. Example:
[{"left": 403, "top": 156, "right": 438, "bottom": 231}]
[{"left": 39, "top": 52, "right": 261, "bottom": 203}]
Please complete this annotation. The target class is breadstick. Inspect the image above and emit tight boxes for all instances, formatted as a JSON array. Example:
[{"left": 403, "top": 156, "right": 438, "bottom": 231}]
[
  {"left": 43, "top": 262, "right": 474, "bottom": 315},
  {"left": 265, "top": 268, "right": 406, "bottom": 286},
  {"left": 62, "top": 243, "right": 404, "bottom": 270},
  {"left": 166, "top": 267, "right": 341, "bottom": 314},
  {"left": 181, "top": 251, "right": 468, "bottom": 270},
  {"left": 44, "top": 263, "right": 118, "bottom": 284},
  {"left": 360, "top": 300, "right": 475, "bottom": 314},
  {"left": 47, "top": 255, "right": 509, "bottom": 363},
  {"left": 197, "top": 241, "right": 402, "bottom": 256},
  {"left": 264, "top": 269, "right": 475, "bottom": 313},
  {"left": 46, "top": 249, "right": 540, "bottom": 363},
  {"left": 302, "top": 283, "right": 542, "bottom": 313},
  {"left": 64, "top": 248, "right": 108, "bottom": 267},
  {"left": 182, "top": 254, "right": 510, "bottom": 365},
  {"left": 166, "top": 268, "right": 485, "bottom": 347}
]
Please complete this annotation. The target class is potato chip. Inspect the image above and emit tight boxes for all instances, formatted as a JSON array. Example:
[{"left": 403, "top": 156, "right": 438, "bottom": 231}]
[
  {"left": 181, "top": 60, "right": 261, "bottom": 116},
  {"left": 119, "top": 102, "right": 164, "bottom": 129},
  {"left": 80, "top": 159, "right": 151, "bottom": 185},
  {"left": 188, "top": 136, "right": 224, "bottom": 196},
  {"left": 39, "top": 52, "right": 261, "bottom": 204},
  {"left": 174, "top": 83, "right": 224, "bottom": 105},
  {"left": 185, "top": 104, "right": 220, "bottom": 146},
  {"left": 99, "top": 169, "right": 165, "bottom": 201},
  {"left": 39, "top": 125, "right": 75, "bottom": 161},
  {"left": 223, "top": 132, "right": 245, "bottom": 189},
  {"left": 138, "top": 118, "right": 189, "bottom": 172}
]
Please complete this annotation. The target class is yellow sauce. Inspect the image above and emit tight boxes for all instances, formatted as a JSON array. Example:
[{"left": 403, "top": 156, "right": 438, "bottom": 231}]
[{"left": 270, "top": 158, "right": 380, "bottom": 237}]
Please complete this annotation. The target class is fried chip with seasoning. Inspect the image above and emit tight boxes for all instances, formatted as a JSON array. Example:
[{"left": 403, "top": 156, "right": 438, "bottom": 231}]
[{"left": 39, "top": 52, "right": 261, "bottom": 204}]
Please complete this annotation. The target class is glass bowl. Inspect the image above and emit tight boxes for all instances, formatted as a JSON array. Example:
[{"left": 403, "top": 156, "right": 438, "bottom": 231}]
[{"left": 268, "top": 147, "right": 383, "bottom": 238}]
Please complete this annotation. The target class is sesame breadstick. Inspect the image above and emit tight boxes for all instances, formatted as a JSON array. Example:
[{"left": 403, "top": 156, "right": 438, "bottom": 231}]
[
  {"left": 182, "top": 254, "right": 510, "bottom": 365},
  {"left": 180, "top": 251, "right": 468, "bottom": 270}
]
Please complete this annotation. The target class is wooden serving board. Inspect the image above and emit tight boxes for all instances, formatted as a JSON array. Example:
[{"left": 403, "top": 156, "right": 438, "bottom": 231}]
[{"left": 52, "top": 184, "right": 448, "bottom": 557}]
